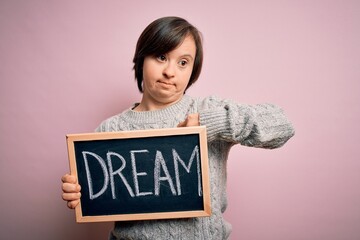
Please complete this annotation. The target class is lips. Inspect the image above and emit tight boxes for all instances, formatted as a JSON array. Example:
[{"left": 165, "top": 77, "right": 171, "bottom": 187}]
[{"left": 157, "top": 80, "right": 175, "bottom": 86}]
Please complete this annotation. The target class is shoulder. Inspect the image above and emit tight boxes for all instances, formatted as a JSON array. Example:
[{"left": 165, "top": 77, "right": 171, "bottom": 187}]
[{"left": 95, "top": 109, "right": 131, "bottom": 132}]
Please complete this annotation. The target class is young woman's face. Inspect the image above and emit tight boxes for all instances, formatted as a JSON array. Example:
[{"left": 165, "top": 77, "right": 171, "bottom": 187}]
[{"left": 140, "top": 35, "right": 196, "bottom": 110}]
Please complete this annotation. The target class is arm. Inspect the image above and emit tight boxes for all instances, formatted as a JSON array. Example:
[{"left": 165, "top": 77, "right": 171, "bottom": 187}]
[{"left": 198, "top": 96, "right": 295, "bottom": 149}]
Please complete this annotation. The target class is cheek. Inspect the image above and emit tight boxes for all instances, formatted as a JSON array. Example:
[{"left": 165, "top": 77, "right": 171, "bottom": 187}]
[
  {"left": 142, "top": 63, "right": 155, "bottom": 83},
  {"left": 181, "top": 69, "right": 193, "bottom": 85}
]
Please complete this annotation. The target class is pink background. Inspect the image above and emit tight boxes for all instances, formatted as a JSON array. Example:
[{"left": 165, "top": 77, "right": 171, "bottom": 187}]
[{"left": 1, "top": 0, "right": 359, "bottom": 239}]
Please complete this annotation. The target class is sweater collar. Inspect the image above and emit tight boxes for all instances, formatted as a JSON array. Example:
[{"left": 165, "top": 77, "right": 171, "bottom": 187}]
[{"left": 122, "top": 95, "right": 192, "bottom": 124}]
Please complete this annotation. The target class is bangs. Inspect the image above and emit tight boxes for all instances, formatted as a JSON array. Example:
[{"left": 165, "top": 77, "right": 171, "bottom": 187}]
[{"left": 139, "top": 23, "right": 191, "bottom": 57}]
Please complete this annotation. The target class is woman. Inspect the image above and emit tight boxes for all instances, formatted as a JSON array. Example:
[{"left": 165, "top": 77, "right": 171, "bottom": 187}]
[{"left": 62, "top": 16, "right": 295, "bottom": 240}]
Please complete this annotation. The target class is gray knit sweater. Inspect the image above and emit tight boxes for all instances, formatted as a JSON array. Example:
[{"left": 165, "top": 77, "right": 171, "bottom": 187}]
[{"left": 96, "top": 95, "right": 295, "bottom": 240}]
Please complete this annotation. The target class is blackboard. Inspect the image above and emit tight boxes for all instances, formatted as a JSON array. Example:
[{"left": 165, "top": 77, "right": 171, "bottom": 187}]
[{"left": 66, "top": 126, "right": 211, "bottom": 223}]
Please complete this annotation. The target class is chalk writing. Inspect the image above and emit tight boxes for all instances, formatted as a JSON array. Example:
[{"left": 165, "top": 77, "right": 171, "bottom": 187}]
[{"left": 82, "top": 145, "right": 201, "bottom": 200}]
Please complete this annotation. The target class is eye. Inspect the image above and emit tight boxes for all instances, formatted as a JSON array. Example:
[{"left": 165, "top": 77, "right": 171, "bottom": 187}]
[
  {"left": 156, "top": 55, "right": 166, "bottom": 62},
  {"left": 179, "top": 60, "right": 188, "bottom": 67}
]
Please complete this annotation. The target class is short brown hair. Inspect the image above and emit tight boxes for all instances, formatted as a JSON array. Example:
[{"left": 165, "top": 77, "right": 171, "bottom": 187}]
[{"left": 133, "top": 16, "right": 203, "bottom": 92}]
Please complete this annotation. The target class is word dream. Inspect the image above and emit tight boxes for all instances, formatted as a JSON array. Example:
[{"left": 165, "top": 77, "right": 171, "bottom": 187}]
[{"left": 82, "top": 145, "right": 202, "bottom": 200}]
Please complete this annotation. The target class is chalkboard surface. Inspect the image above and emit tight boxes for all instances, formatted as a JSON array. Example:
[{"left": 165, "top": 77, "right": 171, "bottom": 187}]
[{"left": 66, "top": 126, "right": 211, "bottom": 223}]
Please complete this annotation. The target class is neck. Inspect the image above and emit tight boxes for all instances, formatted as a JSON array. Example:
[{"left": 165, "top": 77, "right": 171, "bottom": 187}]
[{"left": 134, "top": 95, "right": 184, "bottom": 112}]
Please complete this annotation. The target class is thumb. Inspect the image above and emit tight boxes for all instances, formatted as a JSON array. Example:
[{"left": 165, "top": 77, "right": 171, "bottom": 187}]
[{"left": 177, "top": 114, "right": 199, "bottom": 127}]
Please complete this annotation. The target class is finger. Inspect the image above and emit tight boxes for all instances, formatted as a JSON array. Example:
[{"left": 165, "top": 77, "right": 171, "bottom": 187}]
[
  {"left": 177, "top": 120, "right": 186, "bottom": 127},
  {"left": 67, "top": 199, "right": 80, "bottom": 209},
  {"left": 62, "top": 192, "right": 81, "bottom": 201},
  {"left": 178, "top": 114, "right": 200, "bottom": 127},
  {"left": 62, "top": 182, "right": 81, "bottom": 193},
  {"left": 185, "top": 114, "right": 199, "bottom": 126},
  {"left": 61, "top": 174, "right": 77, "bottom": 184}
]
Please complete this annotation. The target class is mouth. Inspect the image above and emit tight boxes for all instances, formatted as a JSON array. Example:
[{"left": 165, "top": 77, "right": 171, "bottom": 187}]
[{"left": 157, "top": 80, "right": 175, "bottom": 86}]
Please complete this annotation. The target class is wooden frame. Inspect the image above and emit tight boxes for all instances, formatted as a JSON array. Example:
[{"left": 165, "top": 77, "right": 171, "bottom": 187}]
[{"left": 66, "top": 126, "right": 211, "bottom": 223}]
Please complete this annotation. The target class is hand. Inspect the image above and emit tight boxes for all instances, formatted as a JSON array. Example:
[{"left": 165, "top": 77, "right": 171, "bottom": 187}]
[
  {"left": 177, "top": 113, "right": 200, "bottom": 127},
  {"left": 61, "top": 174, "right": 81, "bottom": 209}
]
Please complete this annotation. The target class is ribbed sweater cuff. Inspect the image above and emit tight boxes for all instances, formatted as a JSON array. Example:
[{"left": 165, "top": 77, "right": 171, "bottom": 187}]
[{"left": 200, "top": 107, "right": 228, "bottom": 141}]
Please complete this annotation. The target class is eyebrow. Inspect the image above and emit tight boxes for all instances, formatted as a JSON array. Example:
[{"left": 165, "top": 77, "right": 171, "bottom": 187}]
[{"left": 180, "top": 54, "right": 194, "bottom": 60}]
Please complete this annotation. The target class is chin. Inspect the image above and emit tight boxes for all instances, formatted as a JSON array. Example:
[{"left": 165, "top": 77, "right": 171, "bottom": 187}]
[{"left": 155, "top": 92, "right": 182, "bottom": 102}]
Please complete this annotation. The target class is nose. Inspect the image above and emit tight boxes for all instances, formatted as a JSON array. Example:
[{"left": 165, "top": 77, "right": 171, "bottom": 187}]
[{"left": 162, "top": 62, "right": 175, "bottom": 79}]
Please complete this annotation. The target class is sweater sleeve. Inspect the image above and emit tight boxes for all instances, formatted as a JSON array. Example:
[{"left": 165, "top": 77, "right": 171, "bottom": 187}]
[{"left": 198, "top": 96, "right": 295, "bottom": 149}]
